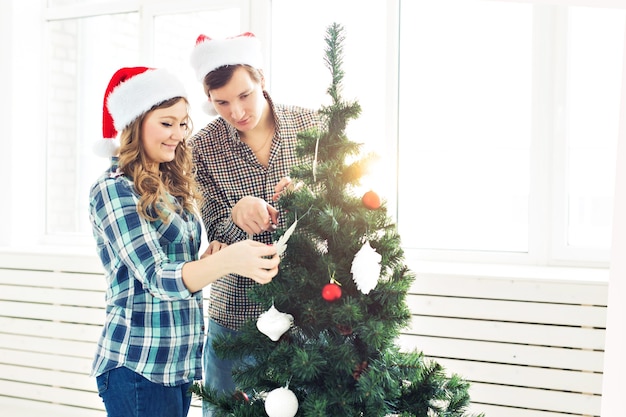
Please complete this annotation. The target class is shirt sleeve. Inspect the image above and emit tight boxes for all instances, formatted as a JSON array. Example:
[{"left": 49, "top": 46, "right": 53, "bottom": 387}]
[
  {"left": 191, "top": 135, "right": 248, "bottom": 245},
  {"left": 90, "top": 176, "right": 193, "bottom": 301},
  {"left": 199, "top": 175, "right": 248, "bottom": 244}
]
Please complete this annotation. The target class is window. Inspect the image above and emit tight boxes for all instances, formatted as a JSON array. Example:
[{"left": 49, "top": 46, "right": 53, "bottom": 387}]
[
  {"left": 270, "top": 0, "right": 624, "bottom": 266},
  {"left": 47, "top": 13, "right": 140, "bottom": 237},
  {"left": 5, "top": 0, "right": 623, "bottom": 269},
  {"left": 398, "top": 0, "right": 533, "bottom": 255},
  {"left": 44, "top": 0, "right": 243, "bottom": 242},
  {"left": 556, "top": 7, "right": 623, "bottom": 261},
  {"left": 397, "top": 1, "right": 624, "bottom": 265},
  {"left": 270, "top": 0, "right": 398, "bottom": 207}
]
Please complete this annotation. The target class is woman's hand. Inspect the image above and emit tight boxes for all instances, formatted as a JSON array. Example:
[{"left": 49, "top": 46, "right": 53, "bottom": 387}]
[
  {"left": 182, "top": 239, "right": 279, "bottom": 292},
  {"left": 221, "top": 239, "right": 279, "bottom": 284}
]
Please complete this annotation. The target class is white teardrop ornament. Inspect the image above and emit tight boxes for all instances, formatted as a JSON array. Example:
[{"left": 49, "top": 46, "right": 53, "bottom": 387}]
[{"left": 256, "top": 304, "right": 294, "bottom": 341}]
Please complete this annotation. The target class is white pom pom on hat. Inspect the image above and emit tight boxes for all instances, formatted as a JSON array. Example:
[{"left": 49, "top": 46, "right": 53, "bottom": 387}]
[
  {"left": 95, "top": 66, "right": 188, "bottom": 157},
  {"left": 190, "top": 32, "right": 263, "bottom": 115}
]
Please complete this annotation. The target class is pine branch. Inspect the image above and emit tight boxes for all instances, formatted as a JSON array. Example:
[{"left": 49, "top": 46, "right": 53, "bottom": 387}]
[{"left": 324, "top": 22, "right": 346, "bottom": 104}]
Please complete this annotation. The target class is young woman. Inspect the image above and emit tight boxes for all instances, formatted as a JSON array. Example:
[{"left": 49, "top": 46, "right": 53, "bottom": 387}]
[{"left": 89, "top": 66, "right": 279, "bottom": 417}]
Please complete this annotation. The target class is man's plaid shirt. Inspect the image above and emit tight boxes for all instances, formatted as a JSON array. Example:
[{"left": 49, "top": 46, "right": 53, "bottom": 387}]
[
  {"left": 189, "top": 93, "right": 319, "bottom": 330},
  {"left": 89, "top": 159, "right": 204, "bottom": 386}
]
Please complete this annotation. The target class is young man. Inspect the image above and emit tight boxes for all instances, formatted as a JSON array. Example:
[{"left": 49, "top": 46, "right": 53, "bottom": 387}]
[{"left": 189, "top": 32, "right": 320, "bottom": 416}]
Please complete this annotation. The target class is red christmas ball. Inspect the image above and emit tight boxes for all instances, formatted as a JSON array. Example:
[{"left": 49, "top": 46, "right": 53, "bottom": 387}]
[
  {"left": 322, "top": 283, "right": 342, "bottom": 302},
  {"left": 232, "top": 390, "right": 249, "bottom": 402},
  {"left": 362, "top": 190, "right": 381, "bottom": 210}
]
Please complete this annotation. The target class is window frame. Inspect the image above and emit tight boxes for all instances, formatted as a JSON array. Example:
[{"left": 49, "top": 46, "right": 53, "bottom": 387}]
[{"left": 1, "top": 0, "right": 624, "bottom": 270}]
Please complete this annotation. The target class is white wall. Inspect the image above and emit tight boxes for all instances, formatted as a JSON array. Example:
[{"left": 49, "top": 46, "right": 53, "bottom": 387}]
[{"left": 601, "top": 16, "right": 626, "bottom": 417}]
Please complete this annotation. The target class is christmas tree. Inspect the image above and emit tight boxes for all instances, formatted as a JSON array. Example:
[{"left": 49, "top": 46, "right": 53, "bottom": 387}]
[{"left": 191, "top": 23, "right": 484, "bottom": 417}]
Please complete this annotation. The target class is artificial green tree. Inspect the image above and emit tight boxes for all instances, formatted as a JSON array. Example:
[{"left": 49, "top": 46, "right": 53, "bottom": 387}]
[{"left": 191, "top": 22, "right": 484, "bottom": 417}]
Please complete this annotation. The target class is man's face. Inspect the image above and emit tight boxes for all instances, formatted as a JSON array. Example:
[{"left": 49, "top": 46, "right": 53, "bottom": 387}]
[{"left": 209, "top": 66, "right": 265, "bottom": 132}]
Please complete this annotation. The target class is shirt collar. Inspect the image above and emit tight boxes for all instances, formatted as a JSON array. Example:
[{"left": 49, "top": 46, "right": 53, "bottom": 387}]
[{"left": 108, "top": 156, "right": 124, "bottom": 178}]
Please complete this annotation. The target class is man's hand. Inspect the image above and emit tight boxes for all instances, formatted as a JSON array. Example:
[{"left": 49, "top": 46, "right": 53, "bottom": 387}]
[
  {"left": 232, "top": 196, "right": 278, "bottom": 235},
  {"left": 272, "top": 176, "right": 303, "bottom": 201}
]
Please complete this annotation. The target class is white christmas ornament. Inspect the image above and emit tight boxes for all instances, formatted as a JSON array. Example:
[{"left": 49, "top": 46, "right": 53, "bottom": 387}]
[
  {"left": 264, "top": 387, "right": 298, "bottom": 417},
  {"left": 275, "top": 219, "right": 298, "bottom": 256},
  {"left": 351, "top": 241, "right": 382, "bottom": 294},
  {"left": 256, "top": 304, "right": 294, "bottom": 341}
]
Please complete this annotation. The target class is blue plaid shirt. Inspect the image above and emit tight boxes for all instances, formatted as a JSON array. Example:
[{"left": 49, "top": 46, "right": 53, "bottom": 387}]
[{"left": 89, "top": 158, "right": 204, "bottom": 386}]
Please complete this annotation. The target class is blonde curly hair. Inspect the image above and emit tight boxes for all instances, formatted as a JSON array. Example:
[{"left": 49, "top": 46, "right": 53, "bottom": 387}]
[{"left": 117, "top": 97, "right": 202, "bottom": 222}]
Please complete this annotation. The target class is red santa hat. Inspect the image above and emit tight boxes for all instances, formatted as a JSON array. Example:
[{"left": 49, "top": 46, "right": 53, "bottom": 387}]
[
  {"left": 190, "top": 32, "right": 263, "bottom": 115},
  {"left": 95, "top": 66, "right": 188, "bottom": 157}
]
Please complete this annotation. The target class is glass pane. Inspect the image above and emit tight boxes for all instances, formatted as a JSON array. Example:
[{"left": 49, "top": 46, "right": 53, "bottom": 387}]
[
  {"left": 46, "top": 13, "right": 139, "bottom": 236},
  {"left": 565, "top": 7, "right": 624, "bottom": 250},
  {"left": 153, "top": 8, "right": 241, "bottom": 134},
  {"left": 398, "top": 0, "right": 533, "bottom": 252},
  {"left": 46, "top": 7, "right": 242, "bottom": 238},
  {"left": 271, "top": 0, "right": 392, "bottom": 196}
]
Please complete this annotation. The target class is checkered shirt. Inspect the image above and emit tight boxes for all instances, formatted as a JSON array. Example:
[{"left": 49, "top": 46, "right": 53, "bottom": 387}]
[
  {"left": 189, "top": 92, "right": 320, "bottom": 330},
  {"left": 89, "top": 159, "right": 204, "bottom": 386}
]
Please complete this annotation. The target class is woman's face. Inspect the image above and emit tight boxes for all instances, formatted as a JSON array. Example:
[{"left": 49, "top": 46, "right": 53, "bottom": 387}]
[
  {"left": 141, "top": 99, "right": 188, "bottom": 170},
  {"left": 209, "top": 66, "right": 266, "bottom": 132}
]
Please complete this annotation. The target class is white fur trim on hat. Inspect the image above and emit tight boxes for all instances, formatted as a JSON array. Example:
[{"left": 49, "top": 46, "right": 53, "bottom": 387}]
[
  {"left": 190, "top": 33, "right": 263, "bottom": 81},
  {"left": 107, "top": 68, "right": 187, "bottom": 132}
]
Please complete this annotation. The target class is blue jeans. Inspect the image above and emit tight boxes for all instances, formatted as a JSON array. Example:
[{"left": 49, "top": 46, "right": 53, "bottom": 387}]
[
  {"left": 202, "top": 319, "right": 239, "bottom": 417},
  {"left": 96, "top": 366, "right": 192, "bottom": 417}
]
